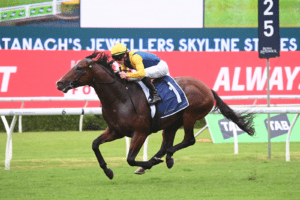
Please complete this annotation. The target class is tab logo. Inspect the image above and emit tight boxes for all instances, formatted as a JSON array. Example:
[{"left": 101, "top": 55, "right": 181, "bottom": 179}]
[
  {"left": 218, "top": 119, "right": 245, "bottom": 140},
  {"left": 264, "top": 114, "right": 290, "bottom": 138},
  {"left": 0, "top": 66, "right": 17, "bottom": 92}
]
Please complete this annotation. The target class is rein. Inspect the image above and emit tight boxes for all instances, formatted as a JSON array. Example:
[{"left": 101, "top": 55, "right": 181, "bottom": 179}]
[
  {"left": 123, "top": 79, "right": 137, "bottom": 113},
  {"left": 86, "top": 58, "right": 116, "bottom": 85},
  {"left": 70, "top": 70, "right": 88, "bottom": 87}
]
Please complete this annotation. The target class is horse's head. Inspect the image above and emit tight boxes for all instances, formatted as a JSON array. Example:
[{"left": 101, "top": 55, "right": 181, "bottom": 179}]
[
  {"left": 57, "top": 52, "right": 115, "bottom": 93},
  {"left": 56, "top": 57, "right": 97, "bottom": 93}
]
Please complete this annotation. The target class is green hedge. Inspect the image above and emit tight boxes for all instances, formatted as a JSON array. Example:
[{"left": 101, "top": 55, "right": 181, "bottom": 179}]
[{"left": 0, "top": 115, "right": 206, "bottom": 132}]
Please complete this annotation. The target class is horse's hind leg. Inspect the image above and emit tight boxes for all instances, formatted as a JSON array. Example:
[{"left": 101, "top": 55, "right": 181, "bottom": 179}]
[
  {"left": 150, "top": 119, "right": 182, "bottom": 161},
  {"left": 127, "top": 132, "right": 163, "bottom": 169},
  {"left": 165, "top": 114, "right": 198, "bottom": 169},
  {"left": 135, "top": 119, "right": 182, "bottom": 173},
  {"left": 134, "top": 128, "right": 177, "bottom": 174}
]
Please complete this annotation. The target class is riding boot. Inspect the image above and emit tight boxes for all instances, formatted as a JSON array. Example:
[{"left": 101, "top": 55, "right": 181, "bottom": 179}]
[{"left": 141, "top": 77, "right": 162, "bottom": 105}]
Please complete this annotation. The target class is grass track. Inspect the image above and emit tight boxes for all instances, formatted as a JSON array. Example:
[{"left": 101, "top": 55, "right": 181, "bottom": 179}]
[
  {"left": 0, "top": 0, "right": 299, "bottom": 198},
  {"left": 1, "top": 130, "right": 300, "bottom": 199}
]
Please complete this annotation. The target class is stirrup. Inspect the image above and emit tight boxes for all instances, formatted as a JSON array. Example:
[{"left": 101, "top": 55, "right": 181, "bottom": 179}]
[{"left": 149, "top": 96, "right": 162, "bottom": 105}]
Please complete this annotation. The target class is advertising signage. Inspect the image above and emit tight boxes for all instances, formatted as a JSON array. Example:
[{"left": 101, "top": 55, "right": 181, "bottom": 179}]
[
  {"left": 0, "top": 28, "right": 297, "bottom": 52},
  {"left": 0, "top": 27, "right": 300, "bottom": 108},
  {"left": 206, "top": 113, "right": 300, "bottom": 143}
]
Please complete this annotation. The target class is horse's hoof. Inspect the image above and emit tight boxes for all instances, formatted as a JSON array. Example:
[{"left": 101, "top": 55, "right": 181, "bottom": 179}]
[
  {"left": 134, "top": 167, "right": 145, "bottom": 175},
  {"left": 104, "top": 168, "right": 114, "bottom": 180},
  {"left": 152, "top": 157, "right": 163, "bottom": 165},
  {"left": 166, "top": 158, "right": 174, "bottom": 169}
]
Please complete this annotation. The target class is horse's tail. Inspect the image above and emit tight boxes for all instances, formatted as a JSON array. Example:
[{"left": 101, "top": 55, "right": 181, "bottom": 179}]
[{"left": 211, "top": 90, "right": 255, "bottom": 136}]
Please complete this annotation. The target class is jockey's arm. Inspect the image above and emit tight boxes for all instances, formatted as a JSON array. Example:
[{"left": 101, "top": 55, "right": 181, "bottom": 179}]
[{"left": 126, "top": 54, "right": 146, "bottom": 79}]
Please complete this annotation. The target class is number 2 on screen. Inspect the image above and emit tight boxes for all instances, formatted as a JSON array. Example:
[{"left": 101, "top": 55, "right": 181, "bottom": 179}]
[{"left": 263, "top": 0, "right": 274, "bottom": 37}]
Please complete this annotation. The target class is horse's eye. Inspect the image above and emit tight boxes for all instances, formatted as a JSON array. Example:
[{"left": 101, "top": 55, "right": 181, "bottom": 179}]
[{"left": 76, "top": 67, "right": 83, "bottom": 70}]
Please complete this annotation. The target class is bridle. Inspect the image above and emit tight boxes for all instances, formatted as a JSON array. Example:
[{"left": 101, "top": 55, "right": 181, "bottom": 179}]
[
  {"left": 70, "top": 58, "right": 116, "bottom": 88},
  {"left": 69, "top": 57, "right": 137, "bottom": 112}
]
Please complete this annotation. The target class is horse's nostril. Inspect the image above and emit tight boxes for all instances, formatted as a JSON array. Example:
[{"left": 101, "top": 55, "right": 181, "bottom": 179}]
[
  {"left": 56, "top": 80, "right": 62, "bottom": 86},
  {"left": 56, "top": 81, "right": 64, "bottom": 90}
]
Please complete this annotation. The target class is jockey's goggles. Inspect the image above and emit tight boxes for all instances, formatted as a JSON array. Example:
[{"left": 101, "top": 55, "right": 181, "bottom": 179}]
[{"left": 112, "top": 54, "right": 124, "bottom": 61}]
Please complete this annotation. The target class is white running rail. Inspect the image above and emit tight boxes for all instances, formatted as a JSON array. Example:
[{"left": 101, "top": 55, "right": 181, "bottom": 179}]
[
  {"left": 1, "top": 95, "right": 300, "bottom": 170},
  {"left": 1, "top": 107, "right": 102, "bottom": 170}
]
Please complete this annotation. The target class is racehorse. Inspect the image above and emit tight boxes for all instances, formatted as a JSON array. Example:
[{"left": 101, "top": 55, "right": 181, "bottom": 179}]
[{"left": 56, "top": 52, "right": 255, "bottom": 180}]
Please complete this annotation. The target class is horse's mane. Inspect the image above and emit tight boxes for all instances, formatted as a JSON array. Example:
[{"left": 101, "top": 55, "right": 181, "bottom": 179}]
[{"left": 85, "top": 51, "right": 115, "bottom": 75}]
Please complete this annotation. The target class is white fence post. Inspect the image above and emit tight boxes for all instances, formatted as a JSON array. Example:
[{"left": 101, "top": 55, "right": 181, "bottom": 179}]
[
  {"left": 286, "top": 114, "right": 299, "bottom": 162},
  {"left": 233, "top": 124, "right": 238, "bottom": 155},
  {"left": 18, "top": 101, "right": 25, "bottom": 133},
  {"left": 125, "top": 137, "right": 130, "bottom": 158},
  {"left": 4, "top": 115, "right": 18, "bottom": 170},
  {"left": 79, "top": 101, "right": 89, "bottom": 132},
  {"left": 143, "top": 136, "right": 149, "bottom": 161}
]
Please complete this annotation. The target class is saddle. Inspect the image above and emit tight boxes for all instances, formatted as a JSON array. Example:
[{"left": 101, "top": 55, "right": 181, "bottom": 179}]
[{"left": 150, "top": 76, "right": 189, "bottom": 133}]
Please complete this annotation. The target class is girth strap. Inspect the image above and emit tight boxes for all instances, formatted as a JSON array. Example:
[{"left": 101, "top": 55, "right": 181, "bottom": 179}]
[{"left": 123, "top": 80, "right": 137, "bottom": 114}]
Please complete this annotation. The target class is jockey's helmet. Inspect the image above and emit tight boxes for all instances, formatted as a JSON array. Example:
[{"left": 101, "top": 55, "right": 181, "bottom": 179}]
[{"left": 111, "top": 43, "right": 128, "bottom": 56}]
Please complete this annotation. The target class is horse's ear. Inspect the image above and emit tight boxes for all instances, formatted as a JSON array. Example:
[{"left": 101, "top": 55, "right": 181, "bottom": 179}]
[
  {"left": 92, "top": 52, "right": 102, "bottom": 61},
  {"left": 85, "top": 58, "right": 96, "bottom": 65}
]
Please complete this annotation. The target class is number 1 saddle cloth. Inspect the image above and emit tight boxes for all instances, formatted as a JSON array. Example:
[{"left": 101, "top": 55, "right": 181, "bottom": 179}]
[{"left": 138, "top": 75, "right": 189, "bottom": 119}]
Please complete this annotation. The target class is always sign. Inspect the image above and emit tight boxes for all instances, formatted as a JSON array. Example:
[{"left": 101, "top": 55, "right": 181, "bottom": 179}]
[
  {"left": 0, "top": 51, "right": 299, "bottom": 108},
  {"left": 213, "top": 66, "right": 300, "bottom": 92}
]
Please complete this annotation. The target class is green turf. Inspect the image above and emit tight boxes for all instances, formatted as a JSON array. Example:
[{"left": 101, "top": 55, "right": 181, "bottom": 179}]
[
  {"left": 1, "top": 130, "right": 300, "bottom": 200},
  {"left": 205, "top": 0, "right": 300, "bottom": 27}
]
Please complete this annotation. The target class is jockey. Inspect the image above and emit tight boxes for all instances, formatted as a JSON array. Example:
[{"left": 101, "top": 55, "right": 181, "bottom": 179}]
[{"left": 110, "top": 43, "right": 170, "bottom": 105}]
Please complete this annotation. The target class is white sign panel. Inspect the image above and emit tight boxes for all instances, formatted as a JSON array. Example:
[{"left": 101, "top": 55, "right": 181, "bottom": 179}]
[{"left": 80, "top": 0, "right": 204, "bottom": 28}]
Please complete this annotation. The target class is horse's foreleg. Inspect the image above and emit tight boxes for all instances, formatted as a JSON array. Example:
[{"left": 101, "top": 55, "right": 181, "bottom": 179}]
[
  {"left": 127, "top": 132, "right": 162, "bottom": 170},
  {"left": 92, "top": 128, "right": 123, "bottom": 180}
]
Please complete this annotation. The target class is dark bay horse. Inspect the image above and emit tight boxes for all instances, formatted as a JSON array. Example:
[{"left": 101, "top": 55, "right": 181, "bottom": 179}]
[{"left": 56, "top": 52, "right": 255, "bottom": 180}]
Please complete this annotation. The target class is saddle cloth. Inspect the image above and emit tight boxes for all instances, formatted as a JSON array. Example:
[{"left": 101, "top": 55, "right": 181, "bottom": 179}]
[{"left": 138, "top": 75, "right": 189, "bottom": 118}]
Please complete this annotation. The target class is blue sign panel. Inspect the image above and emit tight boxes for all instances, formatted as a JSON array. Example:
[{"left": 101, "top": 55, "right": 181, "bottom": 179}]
[
  {"left": 0, "top": 27, "right": 299, "bottom": 51},
  {"left": 258, "top": 0, "right": 280, "bottom": 58}
]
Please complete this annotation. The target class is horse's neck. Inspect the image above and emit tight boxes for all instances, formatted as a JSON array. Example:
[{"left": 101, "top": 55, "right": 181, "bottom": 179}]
[{"left": 92, "top": 73, "right": 126, "bottom": 107}]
